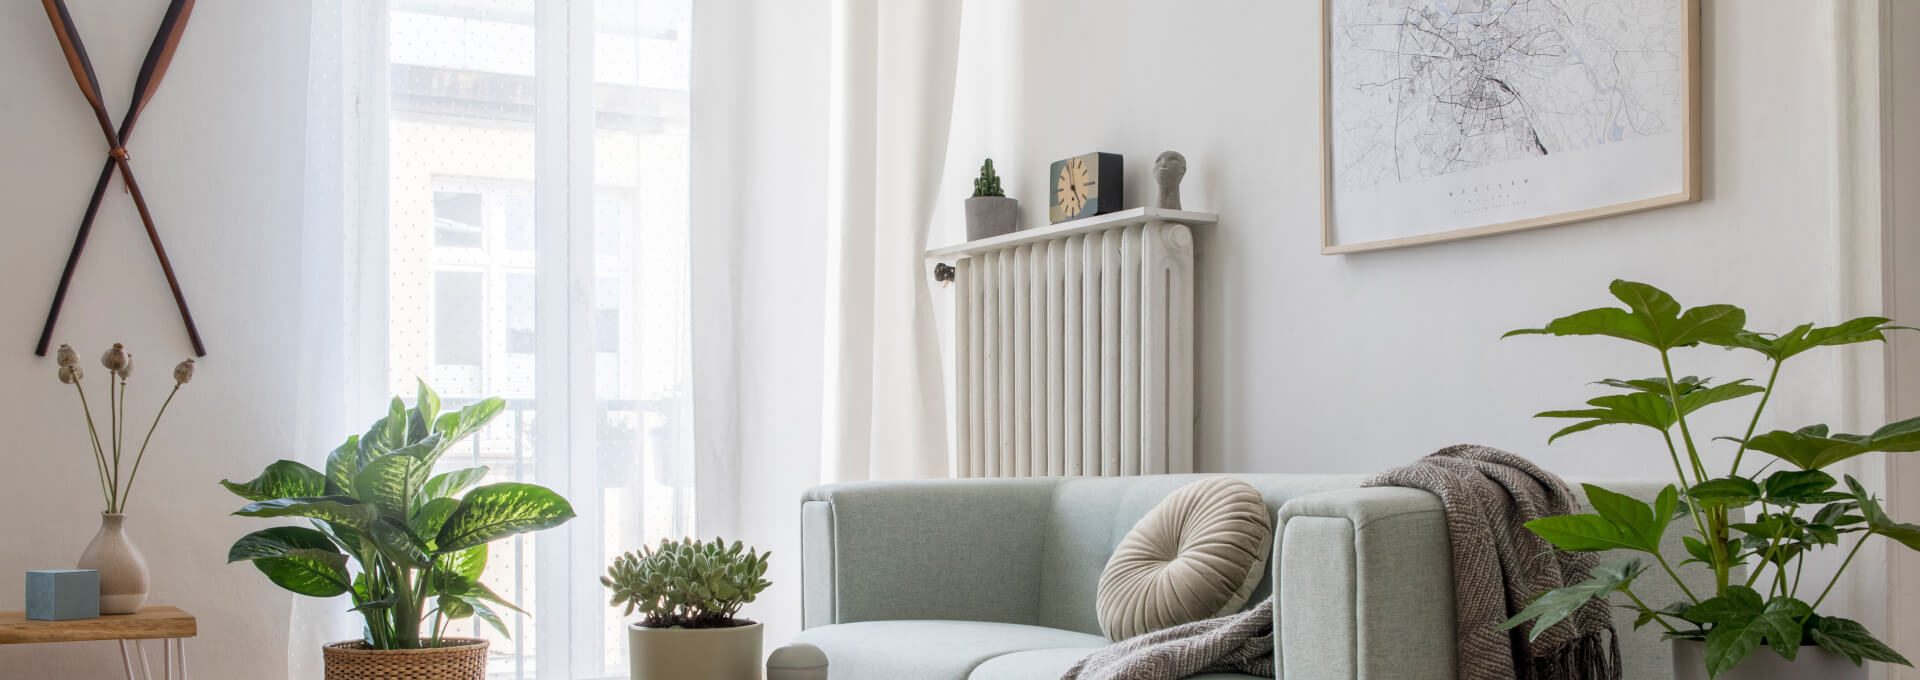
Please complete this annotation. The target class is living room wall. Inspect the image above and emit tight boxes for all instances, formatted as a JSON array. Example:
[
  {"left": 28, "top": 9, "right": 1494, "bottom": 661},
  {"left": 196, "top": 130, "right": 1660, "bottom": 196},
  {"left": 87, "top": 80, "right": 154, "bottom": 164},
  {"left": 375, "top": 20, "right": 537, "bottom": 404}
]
[
  {"left": 704, "top": 0, "right": 1912, "bottom": 655},
  {"left": 0, "top": 1, "right": 312, "bottom": 677}
]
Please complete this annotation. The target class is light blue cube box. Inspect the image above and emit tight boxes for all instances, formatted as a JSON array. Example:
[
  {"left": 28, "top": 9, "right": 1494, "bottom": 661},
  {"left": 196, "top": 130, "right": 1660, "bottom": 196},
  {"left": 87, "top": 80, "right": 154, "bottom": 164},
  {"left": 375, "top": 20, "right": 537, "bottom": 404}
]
[{"left": 26, "top": 569, "right": 99, "bottom": 621}]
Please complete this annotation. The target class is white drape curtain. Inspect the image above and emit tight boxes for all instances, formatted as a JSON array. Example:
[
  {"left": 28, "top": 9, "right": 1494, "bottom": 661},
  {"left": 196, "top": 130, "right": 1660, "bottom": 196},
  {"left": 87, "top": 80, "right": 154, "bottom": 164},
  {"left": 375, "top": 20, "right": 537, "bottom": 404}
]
[
  {"left": 289, "top": 2, "right": 369, "bottom": 676},
  {"left": 821, "top": 0, "right": 966, "bottom": 483}
]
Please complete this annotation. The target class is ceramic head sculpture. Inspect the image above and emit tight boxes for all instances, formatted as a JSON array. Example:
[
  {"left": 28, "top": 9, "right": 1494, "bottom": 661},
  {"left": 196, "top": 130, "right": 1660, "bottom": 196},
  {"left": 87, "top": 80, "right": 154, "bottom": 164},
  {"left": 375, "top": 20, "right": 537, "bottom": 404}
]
[{"left": 1152, "top": 151, "right": 1187, "bottom": 210}]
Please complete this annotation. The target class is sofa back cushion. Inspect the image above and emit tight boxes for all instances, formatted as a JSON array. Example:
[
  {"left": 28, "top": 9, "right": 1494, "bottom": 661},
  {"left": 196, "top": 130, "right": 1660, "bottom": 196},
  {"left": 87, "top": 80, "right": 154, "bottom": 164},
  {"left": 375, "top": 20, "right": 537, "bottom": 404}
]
[{"left": 1036, "top": 474, "right": 1367, "bottom": 634}]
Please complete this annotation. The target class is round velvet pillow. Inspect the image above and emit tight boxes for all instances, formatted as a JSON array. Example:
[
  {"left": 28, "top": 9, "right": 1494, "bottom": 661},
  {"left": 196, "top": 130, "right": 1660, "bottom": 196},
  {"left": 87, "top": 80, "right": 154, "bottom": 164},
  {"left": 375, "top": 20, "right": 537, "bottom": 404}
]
[{"left": 1095, "top": 477, "right": 1275, "bottom": 641}]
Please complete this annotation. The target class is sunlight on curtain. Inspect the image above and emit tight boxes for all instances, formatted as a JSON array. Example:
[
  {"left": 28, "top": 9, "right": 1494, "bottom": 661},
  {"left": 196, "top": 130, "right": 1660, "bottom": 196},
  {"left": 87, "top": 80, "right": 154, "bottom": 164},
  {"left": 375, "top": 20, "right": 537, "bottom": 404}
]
[{"left": 372, "top": 1, "right": 694, "bottom": 677}]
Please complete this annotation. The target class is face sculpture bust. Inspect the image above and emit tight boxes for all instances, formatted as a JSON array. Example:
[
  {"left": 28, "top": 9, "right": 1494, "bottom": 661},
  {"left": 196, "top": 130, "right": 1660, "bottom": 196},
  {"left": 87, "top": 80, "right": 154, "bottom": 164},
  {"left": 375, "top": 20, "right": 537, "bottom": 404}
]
[{"left": 1152, "top": 151, "right": 1187, "bottom": 210}]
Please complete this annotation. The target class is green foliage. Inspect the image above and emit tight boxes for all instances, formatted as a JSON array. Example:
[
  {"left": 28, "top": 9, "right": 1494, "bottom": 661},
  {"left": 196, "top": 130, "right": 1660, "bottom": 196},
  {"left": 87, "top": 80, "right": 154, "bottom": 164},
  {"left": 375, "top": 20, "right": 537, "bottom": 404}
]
[
  {"left": 222, "top": 380, "right": 575, "bottom": 650},
  {"left": 1501, "top": 559, "right": 1646, "bottom": 641},
  {"left": 972, "top": 158, "right": 1005, "bottom": 198},
  {"left": 602, "top": 537, "right": 772, "bottom": 629},
  {"left": 1504, "top": 280, "right": 1915, "bottom": 677}
]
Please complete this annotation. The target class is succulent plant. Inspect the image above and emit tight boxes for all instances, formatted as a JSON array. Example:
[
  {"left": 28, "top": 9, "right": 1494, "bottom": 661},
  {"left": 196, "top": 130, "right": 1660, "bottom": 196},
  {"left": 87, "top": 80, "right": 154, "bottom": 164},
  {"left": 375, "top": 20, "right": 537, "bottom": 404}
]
[
  {"left": 603, "top": 537, "right": 771, "bottom": 629},
  {"left": 972, "top": 158, "right": 1005, "bottom": 198}
]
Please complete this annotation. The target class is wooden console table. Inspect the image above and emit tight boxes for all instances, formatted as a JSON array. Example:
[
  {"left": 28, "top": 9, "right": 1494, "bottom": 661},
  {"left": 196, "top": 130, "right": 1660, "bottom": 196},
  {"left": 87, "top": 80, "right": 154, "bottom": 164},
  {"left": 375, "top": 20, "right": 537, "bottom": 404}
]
[{"left": 0, "top": 606, "right": 196, "bottom": 679}]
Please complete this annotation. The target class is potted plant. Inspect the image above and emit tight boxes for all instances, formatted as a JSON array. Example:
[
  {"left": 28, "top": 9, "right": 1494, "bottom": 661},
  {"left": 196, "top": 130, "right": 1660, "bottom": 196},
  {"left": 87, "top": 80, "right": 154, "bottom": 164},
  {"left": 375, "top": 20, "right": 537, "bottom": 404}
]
[
  {"left": 603, "top": 537, "right": 772, "bottom": 680},
  {"left": 221, "top": 381, "right": 575, "bottom": 680},
  {"left": 54, "top": 343, "right": 196, "bottom": 614},
  {"left": 965, "top": 158, "right": 1018, "bottom": 240},
  {"left": 1500, "top": 280, "right": 1917, "bottom": 680}
]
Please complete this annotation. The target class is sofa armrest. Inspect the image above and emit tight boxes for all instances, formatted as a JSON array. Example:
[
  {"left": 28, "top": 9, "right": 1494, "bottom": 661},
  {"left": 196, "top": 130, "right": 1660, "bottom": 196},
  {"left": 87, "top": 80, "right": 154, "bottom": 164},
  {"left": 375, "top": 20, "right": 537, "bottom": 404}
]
[
  {"left": 1275, "top": 487, "right": 1456, "bottom": 680},
  {"left": 801, "top": 479, "right": 1060, "bottom": 629}
]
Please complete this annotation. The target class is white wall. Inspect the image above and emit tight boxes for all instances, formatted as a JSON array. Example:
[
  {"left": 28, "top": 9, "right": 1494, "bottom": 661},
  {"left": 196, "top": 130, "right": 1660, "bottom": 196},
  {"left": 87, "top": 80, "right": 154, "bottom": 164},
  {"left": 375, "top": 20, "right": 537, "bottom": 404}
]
[
  {"left": 939, "top": 0, "right": 1872, "bottom": 481},
  {"left": 0, "top": 1, "right": 312, "bottom": 677}
]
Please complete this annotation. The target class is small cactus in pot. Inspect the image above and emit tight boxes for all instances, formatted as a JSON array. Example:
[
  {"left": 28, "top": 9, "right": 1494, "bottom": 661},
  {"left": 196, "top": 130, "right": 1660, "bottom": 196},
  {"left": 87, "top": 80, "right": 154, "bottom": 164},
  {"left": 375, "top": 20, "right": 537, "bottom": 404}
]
[{"left": 965, "top": 158, "right": 1019, "bottom": 240}]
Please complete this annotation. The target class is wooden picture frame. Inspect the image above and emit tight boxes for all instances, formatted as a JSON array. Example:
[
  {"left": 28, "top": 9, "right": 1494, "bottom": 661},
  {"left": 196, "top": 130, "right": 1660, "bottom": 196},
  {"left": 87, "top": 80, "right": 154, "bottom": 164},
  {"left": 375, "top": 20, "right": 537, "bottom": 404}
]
[{"left": 1320, "top": 0, "right": 1701, "bottom": 254}]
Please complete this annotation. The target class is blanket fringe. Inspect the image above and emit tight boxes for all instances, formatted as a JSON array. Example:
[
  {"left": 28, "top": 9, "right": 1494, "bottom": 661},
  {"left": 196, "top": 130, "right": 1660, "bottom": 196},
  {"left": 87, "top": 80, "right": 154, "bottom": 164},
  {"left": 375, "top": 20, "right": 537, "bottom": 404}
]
[{"left": 1528, "top": 630, "right": 1622, "bottom": 680}]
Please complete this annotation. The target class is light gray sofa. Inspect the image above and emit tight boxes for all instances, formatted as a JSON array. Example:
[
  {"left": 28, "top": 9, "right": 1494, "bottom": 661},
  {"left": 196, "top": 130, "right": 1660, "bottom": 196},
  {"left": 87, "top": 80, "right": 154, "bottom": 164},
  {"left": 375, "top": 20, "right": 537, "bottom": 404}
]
[{"left": 795, "top": 474, "right": 1709, "bottom": 680}]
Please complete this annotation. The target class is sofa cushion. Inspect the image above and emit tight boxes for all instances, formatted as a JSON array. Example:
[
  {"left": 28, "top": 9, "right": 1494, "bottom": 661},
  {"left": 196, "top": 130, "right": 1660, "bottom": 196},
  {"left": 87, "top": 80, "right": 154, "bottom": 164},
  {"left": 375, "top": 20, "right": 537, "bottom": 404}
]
[
  {"left": 793, "top": 620, "right": 1109, "bottom": 680},
  {"left": 1038, "top": 474, "right": 1367, "bottom": 634},
  {"left": 1096, "top": 477, "right": 1273, "bottom": 640},
  {"left": 969, "top": 648, "right": 1262, "bottom": 680}
]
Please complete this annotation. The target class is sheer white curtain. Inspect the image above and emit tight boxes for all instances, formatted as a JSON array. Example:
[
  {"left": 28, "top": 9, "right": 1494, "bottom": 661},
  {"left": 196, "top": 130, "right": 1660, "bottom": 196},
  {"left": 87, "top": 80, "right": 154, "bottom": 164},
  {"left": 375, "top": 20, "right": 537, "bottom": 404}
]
[
  {"left": 300, "top": 1, "right": 696, "bottom": 678},
  {"left": 821, "top": 0, "right": 966, "bottom": 483}
]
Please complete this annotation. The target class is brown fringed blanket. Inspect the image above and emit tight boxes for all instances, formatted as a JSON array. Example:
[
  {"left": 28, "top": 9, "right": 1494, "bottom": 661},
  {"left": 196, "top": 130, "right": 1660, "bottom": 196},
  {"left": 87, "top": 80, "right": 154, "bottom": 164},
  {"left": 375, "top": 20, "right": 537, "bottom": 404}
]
[
  {"left": 1061, "top": 595, "right": 1275, "bottom": 680},
  {"left": 1365, "top": 444, "right": 1621, "bottom": 680}
]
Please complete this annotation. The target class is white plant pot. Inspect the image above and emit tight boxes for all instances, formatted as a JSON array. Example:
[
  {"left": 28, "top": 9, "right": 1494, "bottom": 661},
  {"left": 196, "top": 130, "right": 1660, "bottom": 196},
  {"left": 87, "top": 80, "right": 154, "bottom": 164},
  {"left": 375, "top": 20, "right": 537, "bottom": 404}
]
[
  {"left": 1672, "top": 640, "right": 1865, "bottom": 680},
  {"left": 628, "top": 621, "right": 763, "bottom": 680}
]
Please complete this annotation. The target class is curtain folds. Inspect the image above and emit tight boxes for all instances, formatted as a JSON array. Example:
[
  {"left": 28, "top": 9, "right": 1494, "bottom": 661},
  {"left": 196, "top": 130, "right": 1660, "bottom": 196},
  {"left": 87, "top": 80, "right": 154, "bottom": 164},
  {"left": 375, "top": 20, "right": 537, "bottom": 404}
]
[{"left": 822, "top": 0, "right": 966, "bottom": 483}]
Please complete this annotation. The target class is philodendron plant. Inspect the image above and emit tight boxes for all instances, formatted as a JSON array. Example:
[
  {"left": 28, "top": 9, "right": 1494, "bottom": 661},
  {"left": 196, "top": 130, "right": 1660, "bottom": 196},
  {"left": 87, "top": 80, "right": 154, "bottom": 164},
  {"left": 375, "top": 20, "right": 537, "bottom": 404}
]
[
  {"left": 222, "top": 381, "right": 576, "bottom": 649},
  {"left": 1498, "top": 280, "right": 1917, "bottom": 677},
  {"left": 603, "top": 537, "right": 771, "bottom": 629}
]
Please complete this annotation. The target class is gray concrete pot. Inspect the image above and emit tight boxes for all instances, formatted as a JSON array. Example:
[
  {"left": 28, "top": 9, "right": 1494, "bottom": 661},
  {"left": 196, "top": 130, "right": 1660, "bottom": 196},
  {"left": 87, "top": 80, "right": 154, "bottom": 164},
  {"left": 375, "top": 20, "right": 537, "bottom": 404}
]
[
  {"left": 628, "top": 621, "right": 763, "bottom": 680},
  {"left": 1673, "top": 640, "right": 1864, "bottom": 680},
  {"left": 965, "top": 196, "right": 1018, "bottom": 241}
]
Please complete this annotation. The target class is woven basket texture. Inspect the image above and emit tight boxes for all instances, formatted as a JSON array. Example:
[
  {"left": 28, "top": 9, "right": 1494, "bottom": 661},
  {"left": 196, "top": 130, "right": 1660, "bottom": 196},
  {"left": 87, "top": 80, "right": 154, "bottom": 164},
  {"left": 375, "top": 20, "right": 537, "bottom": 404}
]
[{"left": 322, "top": 639, "right": 489, "bottom": 680}]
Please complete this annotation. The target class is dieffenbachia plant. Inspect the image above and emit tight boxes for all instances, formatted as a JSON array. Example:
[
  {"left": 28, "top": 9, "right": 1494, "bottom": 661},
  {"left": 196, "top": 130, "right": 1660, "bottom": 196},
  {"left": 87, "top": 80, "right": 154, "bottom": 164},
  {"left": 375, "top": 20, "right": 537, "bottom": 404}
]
[
  {"left": 1500, "top": 280, "right": 1917, "bottom": 678},
  {"left": 222, "top": 381, "right": 575, "bottom": 649}
]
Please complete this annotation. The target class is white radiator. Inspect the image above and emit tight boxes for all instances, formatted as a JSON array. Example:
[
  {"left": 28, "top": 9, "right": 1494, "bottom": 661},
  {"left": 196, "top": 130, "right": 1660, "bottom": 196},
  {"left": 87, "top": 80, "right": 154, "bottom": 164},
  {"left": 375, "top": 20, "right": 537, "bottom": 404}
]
[{"left": 929, "top": 207, "right": 1216, "bottom": 478}]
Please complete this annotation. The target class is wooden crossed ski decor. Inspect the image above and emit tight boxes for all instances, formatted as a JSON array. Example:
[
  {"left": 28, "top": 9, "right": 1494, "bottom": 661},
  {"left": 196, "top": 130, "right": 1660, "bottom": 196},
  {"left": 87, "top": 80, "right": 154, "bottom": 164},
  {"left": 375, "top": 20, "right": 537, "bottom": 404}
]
[{"left": 35, "top": 0, "right": 206, "bottom": 357}]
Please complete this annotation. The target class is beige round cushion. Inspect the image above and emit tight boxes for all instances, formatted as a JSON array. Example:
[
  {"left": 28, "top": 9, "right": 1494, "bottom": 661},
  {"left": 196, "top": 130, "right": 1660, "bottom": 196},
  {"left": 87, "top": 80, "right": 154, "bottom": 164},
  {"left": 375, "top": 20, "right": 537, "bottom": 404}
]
[{"left": 1095, "top": 477, "right": 1275, "bottom": 641}]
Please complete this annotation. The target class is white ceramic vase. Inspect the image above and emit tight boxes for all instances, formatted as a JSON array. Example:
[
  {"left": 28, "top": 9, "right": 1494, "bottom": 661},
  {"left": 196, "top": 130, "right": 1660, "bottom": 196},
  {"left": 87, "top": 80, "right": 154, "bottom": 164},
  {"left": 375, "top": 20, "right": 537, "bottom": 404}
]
[
  {"left": 77, "top": 513, "right": 150, "bottom": 614},
  {"left": 1673, "top": 640, "right": 1864, "bottom": 680},
  {"left": 628, "top": 621, "right": 763, "bottom": 680}
]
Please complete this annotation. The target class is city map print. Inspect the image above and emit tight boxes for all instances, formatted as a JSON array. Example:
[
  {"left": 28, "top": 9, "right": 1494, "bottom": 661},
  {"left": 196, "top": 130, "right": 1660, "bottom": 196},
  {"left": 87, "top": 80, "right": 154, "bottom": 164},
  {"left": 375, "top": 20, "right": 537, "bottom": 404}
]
[
  {"left": 1329, "top": 0, "right": 1685, "bottom": 195},
  {"left": 1323, "top": 0, "right": 1692, "bottom": 250}
]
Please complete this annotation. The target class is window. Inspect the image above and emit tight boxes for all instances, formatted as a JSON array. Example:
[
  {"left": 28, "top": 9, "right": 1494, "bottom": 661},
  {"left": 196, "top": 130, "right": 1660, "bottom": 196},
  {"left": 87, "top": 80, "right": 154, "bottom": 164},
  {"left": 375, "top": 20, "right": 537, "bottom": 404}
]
[{"left": 371, "top": 1, "right": 694, "bottom": 677}]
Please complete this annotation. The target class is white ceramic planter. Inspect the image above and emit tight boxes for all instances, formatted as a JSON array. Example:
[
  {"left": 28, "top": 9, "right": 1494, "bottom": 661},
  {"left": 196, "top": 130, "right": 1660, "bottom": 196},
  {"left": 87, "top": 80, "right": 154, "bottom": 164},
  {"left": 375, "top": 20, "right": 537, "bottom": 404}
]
[
  {"left": 628, "top": 621, "right": 763, "bottom": 680},
  {"left": 77, "top": 513, "right": 149, "bottom": 614},
  {"left": 1673, "top": 640, "right": 1864, "bottom": 680}
]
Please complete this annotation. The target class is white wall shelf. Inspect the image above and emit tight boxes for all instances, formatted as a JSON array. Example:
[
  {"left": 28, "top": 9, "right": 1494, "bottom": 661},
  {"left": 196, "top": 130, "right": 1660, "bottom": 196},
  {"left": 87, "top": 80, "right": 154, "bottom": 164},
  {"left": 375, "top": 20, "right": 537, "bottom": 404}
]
[{"left": 926, "top": 207, "right": 1218, "bottom": 259}]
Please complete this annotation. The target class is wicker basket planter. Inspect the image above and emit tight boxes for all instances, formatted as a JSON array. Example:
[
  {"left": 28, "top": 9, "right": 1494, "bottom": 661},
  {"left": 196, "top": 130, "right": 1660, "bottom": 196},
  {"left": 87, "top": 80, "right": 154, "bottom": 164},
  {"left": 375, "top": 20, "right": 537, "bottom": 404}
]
[{"left": 322, "top": 639, "right": 489, "bottom": 680}]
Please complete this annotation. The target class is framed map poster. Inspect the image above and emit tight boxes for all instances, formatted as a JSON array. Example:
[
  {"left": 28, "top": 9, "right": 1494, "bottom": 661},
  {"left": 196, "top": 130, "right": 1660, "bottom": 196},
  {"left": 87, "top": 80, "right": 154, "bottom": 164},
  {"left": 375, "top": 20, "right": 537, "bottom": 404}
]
[{"left": 1321, "top": 0, "right": 1700, "bottom": 254}]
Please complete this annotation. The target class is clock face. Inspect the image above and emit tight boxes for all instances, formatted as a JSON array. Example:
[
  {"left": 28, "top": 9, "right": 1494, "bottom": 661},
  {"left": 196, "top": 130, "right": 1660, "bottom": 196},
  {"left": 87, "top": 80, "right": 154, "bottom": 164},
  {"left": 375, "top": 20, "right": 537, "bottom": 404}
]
[{"left": 1056, "top": 157, "right": 1094, "bottom": 217}]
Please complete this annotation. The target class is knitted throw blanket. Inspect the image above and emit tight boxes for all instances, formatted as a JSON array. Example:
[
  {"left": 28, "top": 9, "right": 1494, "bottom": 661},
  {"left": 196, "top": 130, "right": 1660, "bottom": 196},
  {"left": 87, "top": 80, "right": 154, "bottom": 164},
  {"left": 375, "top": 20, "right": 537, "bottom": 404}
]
[
  {"left": 1365, "top": 444, "right": 1621, "bottom": 680},
  {"left": 1060, "top": 595, "right": 1275, "bottom": 680}
]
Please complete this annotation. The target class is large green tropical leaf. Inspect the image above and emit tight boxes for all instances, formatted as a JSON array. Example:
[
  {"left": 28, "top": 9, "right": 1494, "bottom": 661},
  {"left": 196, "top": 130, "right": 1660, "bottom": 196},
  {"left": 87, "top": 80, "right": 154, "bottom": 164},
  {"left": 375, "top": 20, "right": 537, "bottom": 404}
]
[
  {"left": 233, "top": 496, "right": 374, "bottom": 532},
  {"left": 422, "top": 466, "right": 489, "bottom": 503},
  {"left": 354, "top": 454, "right": 431, "bottom": 520},
  {"left": 1538, "top": 380, "right": 1760, "bottom": 444},
  {"left": 437, "top": 544, "right": 487, "bottom": 583},
  {"left": 1761, "top": 470, "right": 1841, "bottom": 505},
  {"left": 221, "top": 460, "right": 327, "bottom": 501},
  {"left": 324, "top": 436, "right": 362, "bottom": 496},
  {"left": 1708, "top": 317, "right": 1913, "bottom": 361},
  {"left": 1500, "top": 559, "right": 1645, "bottom": 641},
  {"left": 1694, "top": 593, "right": 1811, "bottom": 673},
  {"left": 1688, "top": 477, "right": 1762, "bottom": 509},
  {"left": 433, "top": 398, "right": 506, "bottom": 453},
  {"left": 1809, "top": 615, "right": 1913, "bottom": 666},
  {"left": 226, "top": 526, "right": 351, "bottom": 597},
  {"left": 410, "top": 497, "right": 460, "bottom": 541},
  {"left": 1538, "top": 393, "right": 1676, "bottom": 443},
  {"left": 370, "top": 517, "right": 431, "bottom": 568},
  {"left": 1526, "top": 514, "right": 1647, "bottom": 553},
  {"left": 1737, "top": 418, "right": 1920, "bottom": 470},
  {"left": 434, "top": 482, "right": 576, "bottom": 554},
  {"left": 1505, "top": 280, "right": 1746, "bottom": 350},
  {"left": 1847, "top": 476, "right": 1920, "bottom": 550}
]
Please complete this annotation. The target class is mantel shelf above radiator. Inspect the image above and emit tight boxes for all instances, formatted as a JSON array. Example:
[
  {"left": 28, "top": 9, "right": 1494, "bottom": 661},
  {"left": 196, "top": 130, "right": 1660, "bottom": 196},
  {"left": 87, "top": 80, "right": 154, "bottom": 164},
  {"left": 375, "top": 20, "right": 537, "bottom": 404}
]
[{"left": 926, "top": 207, "right": 1218, "bottom": 259}]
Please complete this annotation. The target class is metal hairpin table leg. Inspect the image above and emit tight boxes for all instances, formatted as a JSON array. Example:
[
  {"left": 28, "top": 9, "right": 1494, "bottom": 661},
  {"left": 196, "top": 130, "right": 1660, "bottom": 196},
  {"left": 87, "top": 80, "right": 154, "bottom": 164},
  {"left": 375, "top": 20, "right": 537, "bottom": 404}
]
[{"left": 119, "top": 640, "right": 135, "bottom": 679}]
